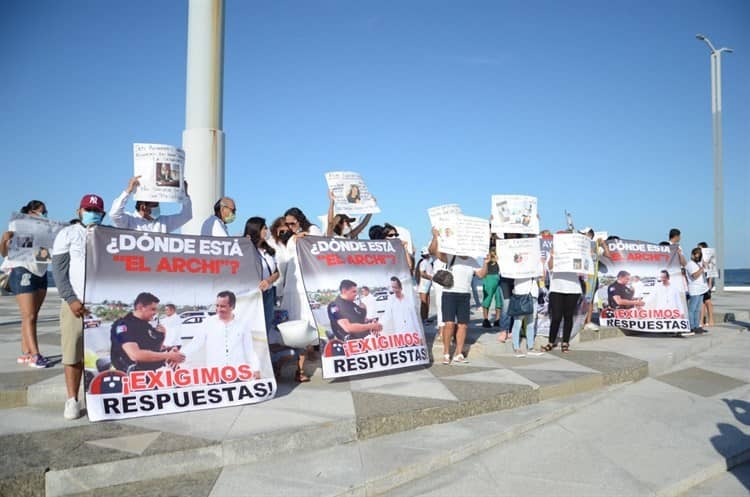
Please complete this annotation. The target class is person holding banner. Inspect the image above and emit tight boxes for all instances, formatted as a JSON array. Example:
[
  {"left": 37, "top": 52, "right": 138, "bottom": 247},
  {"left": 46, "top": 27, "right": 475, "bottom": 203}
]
[
  {"left": 110, "top": 176, "right": 192, "bottom": 233},
  {"left": 429, "top": 228, "right": 490, "bottom": 365},
  {"left": 243, "top": 217, "right": 280, "bottom": 337},
  {"left": 326, "top": 190, "right": 372, "bottom": 239},
  {"left": 543, "top": 248, "right": 582, "bottom": 353},
  {"left": 1, "top": 200, "right": 50, "bottom": 368},
  {"left": 52, "top": 193, "right": 107, "bottom": 419}
]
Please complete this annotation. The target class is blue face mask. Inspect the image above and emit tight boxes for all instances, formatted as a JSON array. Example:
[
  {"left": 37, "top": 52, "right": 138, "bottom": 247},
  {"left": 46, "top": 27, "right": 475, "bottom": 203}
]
[
  {"left": 81, "top": 211, "right": 103, "bottom": 226},
  {"left": 149, "top": 206, "right": 161, "bottom": 220}
]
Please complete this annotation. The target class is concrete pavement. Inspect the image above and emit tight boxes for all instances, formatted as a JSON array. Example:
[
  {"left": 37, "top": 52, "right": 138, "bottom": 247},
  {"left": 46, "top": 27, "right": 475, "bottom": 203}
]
[{"left": 0, "top": 291, "right": 748, "bottom": 496}]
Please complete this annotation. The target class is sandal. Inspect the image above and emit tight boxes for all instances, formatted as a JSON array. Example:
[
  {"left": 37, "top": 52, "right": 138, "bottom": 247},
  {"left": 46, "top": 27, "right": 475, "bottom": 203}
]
[
  {"left": 561, "top": 343, "right": 570, "bottom": 353},
  {"left": 497, "top": 331, "right": 508, "bottom": 343},
  {"left": 542, "top": 343, "right": 555, "bottom": 352},
  {"left": 442, "top": 354, "right": 451, "bottom": 365},
  {"left": 295, "top": 368, "right": 310, "bottom": 382}
]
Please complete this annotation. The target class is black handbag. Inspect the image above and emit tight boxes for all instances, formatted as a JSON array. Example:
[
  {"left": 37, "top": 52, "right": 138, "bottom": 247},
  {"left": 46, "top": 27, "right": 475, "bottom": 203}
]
[
  {"left": 508, "top": 293, "right": 534, "bottom": 317},
  {"left": 432, "top": 256, "right": 456, "bottom": 288}
]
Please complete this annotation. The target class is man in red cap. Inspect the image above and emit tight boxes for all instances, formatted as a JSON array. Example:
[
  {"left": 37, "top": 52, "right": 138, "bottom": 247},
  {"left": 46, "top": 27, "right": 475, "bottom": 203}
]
[{"left": 52, "top": 193, "right": 106, "bottom": 419}]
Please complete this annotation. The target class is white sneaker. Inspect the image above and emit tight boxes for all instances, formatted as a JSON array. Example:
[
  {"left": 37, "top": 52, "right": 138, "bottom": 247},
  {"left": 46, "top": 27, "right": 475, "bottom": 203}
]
[
  {"left": 513, "top": 350, "right": 526, "bottom": 358},
  {"left": 584, "top": 322, "right": 599, "bottom": 331},
  {"left": 452, "top": 353, "right": 469, "bottom": 364},
  {"left": 527, "top": 350, "right": 544, "bottom": 356},
  {"left": 64, "top": 398, "right": 81, "bottom": 420}
]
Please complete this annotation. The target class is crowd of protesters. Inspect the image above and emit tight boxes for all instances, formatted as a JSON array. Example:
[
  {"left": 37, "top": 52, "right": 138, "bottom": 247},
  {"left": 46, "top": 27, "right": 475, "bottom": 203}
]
[{"left": 1, "top": 173, "right": 717, "bottom": 419}]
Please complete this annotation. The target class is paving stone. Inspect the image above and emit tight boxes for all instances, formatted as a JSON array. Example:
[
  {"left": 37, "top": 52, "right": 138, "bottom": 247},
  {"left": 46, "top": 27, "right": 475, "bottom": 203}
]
[
  {"left": 65, "top": 469, "right": 220, "bottom": 497},
  {"left": 656, "top": 366, "right": 749, "bottom": 398}
]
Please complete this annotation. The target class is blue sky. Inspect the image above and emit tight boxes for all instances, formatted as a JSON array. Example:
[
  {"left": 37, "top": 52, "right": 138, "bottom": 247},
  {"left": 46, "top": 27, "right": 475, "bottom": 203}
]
[{"left": 2, "top": 0, "right": 748, "bottom": 268}]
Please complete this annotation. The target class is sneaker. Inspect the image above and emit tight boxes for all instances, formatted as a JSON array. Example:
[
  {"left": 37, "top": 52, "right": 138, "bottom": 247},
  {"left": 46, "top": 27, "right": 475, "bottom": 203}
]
[
  {"left": 452, "top": 353, "right": 469, "bottom": 364},
  {"left": 513, "top": 350, "right": 526, "bottom": 358},
  {"left": 527, "top": 350, "right": 545, "bottom": 357},
  {"left": 16, "top": 354, "right": 32, "bottom": 364},
  {"left": 63, "top": 398, "right": 81, "bottom": 420},
  {"left": 442, "top": 354, "right": 451, "bottom": 365},
  {"left": 584, "top": 322, "right": 600, "bottom": 331},
  {"left": 28, "top": 354, "right": 49, "bottom": 369},
  {"left": 682, "top": 330, "right": 696, "bottom": 337},
  {"left": 493, "top": 320, "right": 500, "bottom": 327},
  {"left": 482, "top": 319, "right": 492, "bottom": 328}
]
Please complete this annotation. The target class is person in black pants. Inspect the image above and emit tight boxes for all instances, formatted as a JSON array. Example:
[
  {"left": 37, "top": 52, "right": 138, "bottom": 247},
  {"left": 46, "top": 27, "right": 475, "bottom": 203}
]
[{"left": 543, "top": 249, "right": 582, "bottom": 353}]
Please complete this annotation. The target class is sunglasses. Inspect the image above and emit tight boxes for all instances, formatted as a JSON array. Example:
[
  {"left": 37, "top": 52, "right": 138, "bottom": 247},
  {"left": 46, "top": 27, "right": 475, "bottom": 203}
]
[{"left": 385, "top": 232, "right": 399, "bottom": 238}]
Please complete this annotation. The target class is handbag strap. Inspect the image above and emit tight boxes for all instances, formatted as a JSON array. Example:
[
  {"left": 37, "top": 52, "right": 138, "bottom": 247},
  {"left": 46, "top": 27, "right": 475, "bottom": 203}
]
[{"left": 447, "top": 255, "right": 456, "bottom": 270}]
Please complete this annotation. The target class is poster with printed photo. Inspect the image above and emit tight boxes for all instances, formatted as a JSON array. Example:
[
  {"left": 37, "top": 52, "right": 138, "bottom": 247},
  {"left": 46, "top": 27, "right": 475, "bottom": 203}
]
[
  {"left": 496, "top": 238, "right": 542, "bottom": 279},
  {"left": 296, "top": 236, "right": 428, "bottom": 379},
  {"left": 551, "top": 233, "right": 594, "bottom": 275},
  {"left": 133, "top": 143, "right": 186, "bottom": 203},
  {"left": 325, "top": 171, "right": 380, "bottom": 215},
  {"left": 490, "top": 195, "right": 538, "bottom": 235},
  {"left": 427, "top": 204, "right": 461, "bottom": 254},
  {"left": 701, "top": 248, "right": 718, "bottom": 278},
  {"left": 596, "top": 239, "right": 689, "bottom": 333},
  {"left": 6, "top": 213, "right": 67, "bottom": 265},
  {"left": 83, "top": 226, "right": 275, "bottom": 421}
]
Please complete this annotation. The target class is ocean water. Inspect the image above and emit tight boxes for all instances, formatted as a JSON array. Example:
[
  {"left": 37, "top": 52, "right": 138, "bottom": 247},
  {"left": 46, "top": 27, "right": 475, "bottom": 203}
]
[{"left": 726, "top": 268, "right": 750, "bottom": 286}]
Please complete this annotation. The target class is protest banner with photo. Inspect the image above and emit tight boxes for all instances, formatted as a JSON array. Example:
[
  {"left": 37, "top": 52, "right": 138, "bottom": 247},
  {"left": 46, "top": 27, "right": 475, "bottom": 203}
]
[
  {"left": 495, "top": 238, "right": 542, "bottom": 279},
  {"left": 296, "top": 236, "right": 428, "bottom": 379},
  {"left": 133, "top": 143, "right": 186, "bottom": 203},
  {"left": 490, "top": 195, "right": 538, "bottom": 235},
  {"left": 83, "top": 226, "right": 275, "bottom": 421},
  {"left": 596, "top": 239, "right": 689, "bottom": 333},
  {"left": 6, "top": 213, "right": 67, "bottom": 265},
  {"left": 325, "top": 171, "right": 380, "bottom": 215},
  {"left": 701, "top": 248, "right": 718, "bottom": 278},
  {"left": 551, "top": 233, "right": 595, "bottom": 275},
  {"left": 427, "top": 204, "right": 461, "bottom": 254}
]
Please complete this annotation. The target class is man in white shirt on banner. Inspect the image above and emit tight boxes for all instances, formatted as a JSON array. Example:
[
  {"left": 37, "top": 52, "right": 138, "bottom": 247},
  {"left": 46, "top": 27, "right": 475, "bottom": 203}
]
[
  {"left": 110, "top": 176, "right": 192, "bottom": 233},
  {"left": 160, "top": 303, "right": 183, "bottom": 348},
  {"left": 384, "top": 277, "right": 421, "bottom": 334},
  {"left": 359, "top": 286, "right": 378, "bottom": 321},
  {"left": 647, "top": 270, "right": 686, "bottom": 316},
  {"left": 181, "top": 291, "right": 261, "bottom": 377},
  {"left": 201, "top": 197, "right": 236, "bottom": 236}
]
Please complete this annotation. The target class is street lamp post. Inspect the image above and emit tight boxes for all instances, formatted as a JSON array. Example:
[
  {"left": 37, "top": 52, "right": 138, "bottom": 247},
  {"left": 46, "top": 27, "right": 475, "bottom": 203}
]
[{"left": 696, "top": 34, "right": 733, "bottom": 293}]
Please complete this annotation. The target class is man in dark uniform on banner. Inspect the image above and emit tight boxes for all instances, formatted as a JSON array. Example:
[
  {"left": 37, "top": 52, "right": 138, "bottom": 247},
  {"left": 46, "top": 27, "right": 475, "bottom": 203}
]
[
  {"left": 110, "top": 292, "right": 185, "bottom": 372},
  {"left": 607, "top": 271, "right": 645, "bottom": 310},
  {"left": 327, "top": 280, "right": 383, "bottom": 340}
]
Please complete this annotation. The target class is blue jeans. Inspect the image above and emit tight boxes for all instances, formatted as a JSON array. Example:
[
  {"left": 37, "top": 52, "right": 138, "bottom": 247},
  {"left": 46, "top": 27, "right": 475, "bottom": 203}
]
[
  {"left": 688, "top": 293, "right": 704, "bottom": 330},
  {"left": 512, "top": 302, "right": 537, "bottom": 350}
]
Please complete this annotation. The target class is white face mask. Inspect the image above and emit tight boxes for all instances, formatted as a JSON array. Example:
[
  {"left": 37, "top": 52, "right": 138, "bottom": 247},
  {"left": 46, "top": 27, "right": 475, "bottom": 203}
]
[{"left": 341, "top": 224, "right": 352, "bottom": 236}]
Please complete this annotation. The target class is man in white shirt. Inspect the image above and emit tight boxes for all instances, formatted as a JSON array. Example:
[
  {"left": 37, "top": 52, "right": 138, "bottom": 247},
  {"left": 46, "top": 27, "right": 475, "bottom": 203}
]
[
  {"left": 201, "top": 197, "right": 236, "bottom": 237},
  {"left": 384, "top": 277, "right": 421, "bottom": 334},
  {"left": 110, "top": 176, "right": 192, "bottom": 233},
  {"left": 160, "top": 304, "right": 183, "bottom": 348},
  {"left": 359, "top": 286, "right": 378, "bottom": 320},
  {"left": 52, "top": 193, "right": 107, "bottom": 419},
  {"left": 180, "top": 291, "right": 261, "bottom": 377}
]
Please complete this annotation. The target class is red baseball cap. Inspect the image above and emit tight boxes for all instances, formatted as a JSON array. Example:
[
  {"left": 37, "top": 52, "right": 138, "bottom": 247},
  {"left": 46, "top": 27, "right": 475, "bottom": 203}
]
[{"left": 79, "top": 194, "right": 105, "bottom": 212}]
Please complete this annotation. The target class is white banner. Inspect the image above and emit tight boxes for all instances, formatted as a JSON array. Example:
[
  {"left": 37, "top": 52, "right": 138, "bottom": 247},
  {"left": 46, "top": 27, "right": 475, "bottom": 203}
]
[
  {"left": 496, "top": 238, "right": 542, "bottom": 278},
  {"left": 133, "top": 143, "right": 186, "bottom": 203},
  {"left": 490, "top": 195, "right": 538, "bottom": 235},
  {"left": 325, "top": 171, "right": 380, "bottom": 215},
  {"left": 552, "top": 233, "right": 594, "bottom": 275},
  {"left": 427, "top": 204, "right": 461, "bottom": 254},
  {"left": 6, "top": 213, "right": 67, "bottom": 265},
  {"left": 701, "top": 248, "right": 718, "bottom": 278}
]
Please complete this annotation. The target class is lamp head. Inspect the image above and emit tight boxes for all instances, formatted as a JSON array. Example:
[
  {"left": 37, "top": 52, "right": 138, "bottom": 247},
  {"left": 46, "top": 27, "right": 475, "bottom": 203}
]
[{"left": 696, "top": 33, "right": 706, "bottom": 41}]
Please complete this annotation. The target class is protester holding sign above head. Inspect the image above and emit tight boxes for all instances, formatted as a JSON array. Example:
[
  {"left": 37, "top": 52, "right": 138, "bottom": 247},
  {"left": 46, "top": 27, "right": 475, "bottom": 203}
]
[
  {"left": 110, "top": 176, "right": 192, "bottom": 233},
  {"left": 201, "top": 197, "right": 236, "bottom": 237},
  {"left": 542, "top": 246, "right": 582, "bottom": 354},
  {"left": 325, "top": 190, "right": 371, "bottom": 239},
  {"left": 429, "top": 227, "right": 490, "bottom": 365},
  {"left": 1, "top": 200, "right": 50, "bottom": 368},
  {"left": 52, "top": 193, "right": 107, "bottom": 419}
]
